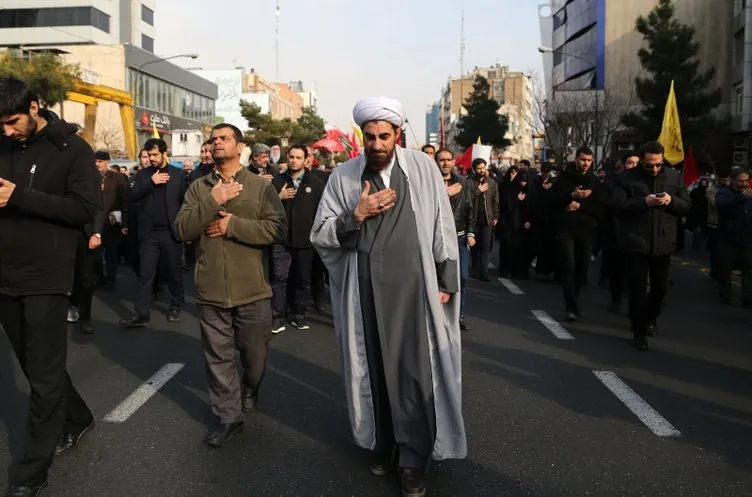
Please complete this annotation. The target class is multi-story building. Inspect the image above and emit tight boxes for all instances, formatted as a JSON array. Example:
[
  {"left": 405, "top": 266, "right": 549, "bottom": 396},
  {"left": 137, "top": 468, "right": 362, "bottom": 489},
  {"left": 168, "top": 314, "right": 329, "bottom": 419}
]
[
  {"left": 425, "top": 102, "right": 441, "bottom": 146},
  {"left": 289, "top": 80, "right": 318, "bottom": 111},
  {"left": 439, "top": 64, "right": 534, "bottom": 160},
  {"left": 47, "top": 44, "right": 216, "bottom": 159},
  {"left": 0, "top": 0, "right": 156, "bottom": 52},
  {"left": 732, "top": 0, "right": 752, "bottom": 166},
  {"left": 539, "top": 0, "right": 737, "bottom": 164}
]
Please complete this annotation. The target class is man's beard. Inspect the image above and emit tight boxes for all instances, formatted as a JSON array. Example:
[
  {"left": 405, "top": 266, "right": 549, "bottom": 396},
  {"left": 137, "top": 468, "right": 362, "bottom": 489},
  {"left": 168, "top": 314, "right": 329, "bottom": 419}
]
[
  {"left": 366, "top": 148, "right": 393, "bottom": 171},
  {"left": 270, "top": 151, "right": 281, "bottom": 163}
]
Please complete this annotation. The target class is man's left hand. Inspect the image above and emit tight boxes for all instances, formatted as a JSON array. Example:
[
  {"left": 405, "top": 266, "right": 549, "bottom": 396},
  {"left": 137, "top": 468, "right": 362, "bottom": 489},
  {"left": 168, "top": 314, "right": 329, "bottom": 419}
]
[
  {"left": 206, "top": 211, "right": 232, "bottom": 238},
  {"left": 0, "top": 178, "right": 17, "bottom": 207},
  {"left": 658, "top": 193, "right": 672, "bottom": 205},
  {"left": 439, "top": 291, "right": 451, "bottom": 304}
]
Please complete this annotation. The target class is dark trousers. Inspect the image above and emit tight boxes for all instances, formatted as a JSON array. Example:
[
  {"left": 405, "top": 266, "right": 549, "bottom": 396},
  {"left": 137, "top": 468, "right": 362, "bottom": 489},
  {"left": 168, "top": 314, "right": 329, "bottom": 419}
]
[
  {"left": 717, "top": 240, "right": 752, "bottom": 303},
  {"left": 198, "top": 299, "right": 272, "bottom": 424},
  {"left": 608, "top": 249, "right": 627, "bottom": 305},
  {"left": 269, "top": 244, "right": 291, "bottom": 324},
  {"left": 626, "top": 253, "right": 671, "bottom": 337},
  {"left": 556, "top": 232, "right": 592, "bottom": 313},
  {"left": 706, "top": 226, "right": 719, "bottom": 277},
  {"left": 471, "top": 224, "right": 493, "bottom": 277},
  {"left": 311, "top": 250, "right": 328, "bottom": 307},
  {"left": 101, "top": 224, "right": 122, "bottom": 284},
  {"left": 184, "top": 241, "right": 197, "bottom": 268},
  {"left": 286, "top": 247, "right": 313, "bottom": 321},
  {"left": 135, "top": 229, "right": 184, "bottom": 319},
  {"left": 458, "top": 236, "right": 470, "bottom": 320},
  {"left": 0, "top": 294, "right": 93, "bottom": 486},
  {"left": 70, "top": 235, "right": 101, "bottom": 322}
]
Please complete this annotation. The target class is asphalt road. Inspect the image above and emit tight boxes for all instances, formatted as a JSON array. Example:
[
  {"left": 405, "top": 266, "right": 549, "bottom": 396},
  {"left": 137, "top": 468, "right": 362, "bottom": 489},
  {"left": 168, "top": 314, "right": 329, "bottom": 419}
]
[{"left": 1, "top": 249, "right": 751, "bottom": 497}]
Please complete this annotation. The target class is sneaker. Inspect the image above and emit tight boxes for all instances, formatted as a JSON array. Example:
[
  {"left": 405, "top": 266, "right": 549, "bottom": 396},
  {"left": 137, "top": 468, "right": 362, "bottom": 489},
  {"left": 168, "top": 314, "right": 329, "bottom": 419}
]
[
  {"left": 67, "top": 306, "right": 80, "bottom": 323},
  {"left": 459, "top": 319, "right": 468, "bottom": 331},
  {"left": 290, "top": 319, "right": 310, "bottom": 330},
  {"left": 272, "top": 324, "right": 286, "bottom": 334}
]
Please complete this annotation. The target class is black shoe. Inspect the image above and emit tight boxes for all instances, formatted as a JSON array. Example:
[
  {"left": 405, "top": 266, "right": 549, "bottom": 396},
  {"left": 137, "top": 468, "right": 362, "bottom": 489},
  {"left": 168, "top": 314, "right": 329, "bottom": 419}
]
[
  {"left": 119, "top": 315, "right": 148, "bottom": 328},
  {"left": 369, "top": 449, "right": 394, "bottom": 477},
  {"left": 4, "top": 481, "right": 47, "bottom": 497},
  {"left": 290, "top": 319, "right": 310, "bottom": 330},
  {"left": 459, "top": 319, "right": 468, "bottom": 331},
  {"left": 647, "top": 322, "right": 658, "bottom": 337},
  {"left": 167, "top": 309, "right": 181, "bottom": 322},
  {"left": 313, "top": 302, "right": 328, "bottom": 313},
  {"left": 566, "top": 311, "right": 577, "bottom": 322},
  {"left": 400, "top": 468, "right": 426, "bottom": 497},
  {"left": 55, "top": 419, "right": 94, "bottom": 456},
  {"left": 632, "top": 335, "right": 649, "bottom": 351},
  {"left": 205, "top": 421, "right": 244, "bottom": 448},
  {"left": 242, "top": 390, "right": 258, "bottom": 413},
  {"left": 79, "top": 320, "right": 94, "bottom": 335}
]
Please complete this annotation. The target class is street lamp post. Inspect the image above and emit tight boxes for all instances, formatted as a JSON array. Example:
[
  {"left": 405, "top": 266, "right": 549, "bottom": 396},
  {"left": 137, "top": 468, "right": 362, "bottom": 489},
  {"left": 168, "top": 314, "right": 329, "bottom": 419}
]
[
  {"left": 133, "top": 53, "right": 199, "bottom": 148},
  {"left": 538, "top": 46, "right": 599, "bottom": 168}
]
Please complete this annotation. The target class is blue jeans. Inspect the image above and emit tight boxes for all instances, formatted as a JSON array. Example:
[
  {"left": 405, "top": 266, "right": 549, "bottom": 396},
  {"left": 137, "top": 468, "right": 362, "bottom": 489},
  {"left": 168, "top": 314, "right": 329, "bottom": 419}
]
[{"left": 458, "top": 235, "right": 471, "bottom": 320}]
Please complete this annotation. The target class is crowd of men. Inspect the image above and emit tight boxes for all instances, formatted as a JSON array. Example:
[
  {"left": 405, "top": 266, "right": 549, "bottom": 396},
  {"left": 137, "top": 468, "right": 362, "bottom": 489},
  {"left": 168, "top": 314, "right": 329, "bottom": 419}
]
[{"left": 1, "top": 73, "right": 750, "bottom": 497}]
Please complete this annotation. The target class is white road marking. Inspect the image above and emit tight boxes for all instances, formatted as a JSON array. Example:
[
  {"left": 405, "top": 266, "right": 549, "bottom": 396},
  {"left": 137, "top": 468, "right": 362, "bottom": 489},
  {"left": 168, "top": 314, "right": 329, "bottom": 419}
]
[
  {"left": 593, "top": 371, "right": 681, "bottom": 438},
  {"left": 498, "top": 278, "right": 525, "bottom": 295},
  {"left": 104, "top": 363, "right": 185, "bottom": 423},
  {"left": 531, "top": 310, "right": 575, "bottom": 340}
]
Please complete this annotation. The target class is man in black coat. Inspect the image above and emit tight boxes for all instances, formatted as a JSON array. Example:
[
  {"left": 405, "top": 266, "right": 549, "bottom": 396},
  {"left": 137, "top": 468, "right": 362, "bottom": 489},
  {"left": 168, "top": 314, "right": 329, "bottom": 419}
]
[
  {"left": 120, "top": 138, "right": 188, "bottom": 327},
  {"left": 0, "top": 77, "right": 98, "bottom": 497},
  {"left": 612, "top": 141, "right": 691, "bottom": 351},
  {"left": 468, "top": 158, "right": 499, "bottom": 281},
  {"left": 548, "top": 147, "right": 606, "bottom": 321},
  {"left": 271, "top": 145, "right": 325, "bottom": 331}
]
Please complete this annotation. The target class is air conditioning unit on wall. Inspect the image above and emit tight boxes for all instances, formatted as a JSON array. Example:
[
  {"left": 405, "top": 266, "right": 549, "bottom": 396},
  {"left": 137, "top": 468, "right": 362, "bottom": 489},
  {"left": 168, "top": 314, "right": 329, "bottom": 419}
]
[
  {"left": 732, "top": 135, "right": 749, "bottom": 150},
  {"left": 733, "top": 150, "right": 748, "bottom": 166}
]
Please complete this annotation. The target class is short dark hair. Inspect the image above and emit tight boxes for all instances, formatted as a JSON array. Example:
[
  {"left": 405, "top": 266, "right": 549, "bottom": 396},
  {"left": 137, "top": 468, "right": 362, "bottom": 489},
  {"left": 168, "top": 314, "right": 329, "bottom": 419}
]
[
  {"left": 421, "top": 144, "right": 436, "bottom": 154},
  {"left": 519, "top": 159, "right": 531, "bottom": 167},
  {"left": 0, "top": 77, "right": 38, "bottom": 117},
  {"left": 288, "top": 144, "right": 308, "bottom": 159},
  {"left": 621, "top": 150, "right": 639, "bottom": 163},
  {"left": 576, "top": 146, "right": 594, "bottom": 157},
  {"left": 639, "top": 141, "right": 665, "bottom": 158},
  {"left": 434, "top": 148, "right": 453, "bottom": 161},
  {"left": 202, "top": 139, "right": 213, "bottom": 147},
  {"left": 730, "top": 167, "right": 750, "bottom": 180},
  {"left": 143, "top": 138, "right": 168, "bottom": 153},
  {"left": 472, "top": 158, "right": 487, "bottom": 168},
  {"left": 212, "top": 123, "right": 243, "bottom": 143}
]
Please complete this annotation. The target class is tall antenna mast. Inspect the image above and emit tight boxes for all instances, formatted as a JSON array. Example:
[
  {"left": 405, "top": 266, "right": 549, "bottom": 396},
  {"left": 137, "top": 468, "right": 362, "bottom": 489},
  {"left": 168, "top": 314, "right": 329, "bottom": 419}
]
[
  {"left": 460, "top": 9, "right": 466, "bottom": 76},
  {"left": 275, "top": 0, "right": 281, "bottom": 81}
]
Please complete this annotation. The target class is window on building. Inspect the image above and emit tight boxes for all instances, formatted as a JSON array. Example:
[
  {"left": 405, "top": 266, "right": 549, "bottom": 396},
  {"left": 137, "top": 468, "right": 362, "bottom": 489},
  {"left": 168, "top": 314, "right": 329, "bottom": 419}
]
[
  {"left": 734, "top": 83, "right": 744, "bottom": 116},
  {"left": 142, "top": 4, "right": 155, "bottom": 25},
  {"left": 0, "top": 7, "right": 110, "bottom": 33},
  {"left": 142, "top": 34, "right": 154, "bottom": 53},
  {"left": 734, "top": 31, "right": 745, "bottom": 68}
]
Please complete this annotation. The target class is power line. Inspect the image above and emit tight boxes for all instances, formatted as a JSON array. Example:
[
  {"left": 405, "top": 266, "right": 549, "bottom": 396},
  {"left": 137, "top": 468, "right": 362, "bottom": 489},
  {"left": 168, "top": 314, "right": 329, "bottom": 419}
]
[{"left": 405, "top": 119, "right": 420, "bottom": 147}]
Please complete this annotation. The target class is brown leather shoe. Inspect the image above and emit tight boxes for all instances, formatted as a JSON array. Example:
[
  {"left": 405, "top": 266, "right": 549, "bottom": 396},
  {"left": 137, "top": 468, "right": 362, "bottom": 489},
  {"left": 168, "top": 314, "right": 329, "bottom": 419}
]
[{"left": 400, "top": 468, "right": 426, "bottom": 497}]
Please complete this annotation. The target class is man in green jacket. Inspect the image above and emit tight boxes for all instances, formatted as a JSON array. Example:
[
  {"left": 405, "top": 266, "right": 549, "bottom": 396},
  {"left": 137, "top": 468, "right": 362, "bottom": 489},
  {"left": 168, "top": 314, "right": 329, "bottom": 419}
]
[{"left": 175, "top": 123, "right": 286, "bottom": 447}]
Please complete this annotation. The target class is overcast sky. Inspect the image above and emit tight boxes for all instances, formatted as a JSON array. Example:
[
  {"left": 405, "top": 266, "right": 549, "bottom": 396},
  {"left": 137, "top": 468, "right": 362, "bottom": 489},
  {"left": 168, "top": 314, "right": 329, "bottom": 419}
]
[{"left": 156, "top": 0, "right": 544, "bottom": 144}]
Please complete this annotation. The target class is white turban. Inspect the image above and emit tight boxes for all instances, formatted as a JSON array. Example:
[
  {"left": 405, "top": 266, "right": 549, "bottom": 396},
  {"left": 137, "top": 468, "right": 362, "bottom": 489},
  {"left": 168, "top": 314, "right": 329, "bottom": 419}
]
[{"left": 352, "top": 97, "right": 405, "bottom": 128}]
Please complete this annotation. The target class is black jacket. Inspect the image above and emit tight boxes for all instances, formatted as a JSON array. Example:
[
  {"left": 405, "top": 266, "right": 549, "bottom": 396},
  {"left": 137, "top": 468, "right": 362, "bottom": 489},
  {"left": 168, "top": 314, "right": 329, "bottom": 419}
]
[
  {"left": 127, "top": 164, "right": 188, "bottom": 242},
  {"left": 271, "top": 171, "right": 325, "bottom": 248},
  {"left": 0, "top": 114, "right": 99, "bottom": 296},
  {"left": 611, "top": 166, "right": 691, "bottom": 256},
  {"left": 188, "top": 163, "right": 213, "bottom": 183},
  {"left": 446, "top": 173, "right": 476, "bottom": 237},
  {"left": 715, "top": 186, "right": 752, "bottom": 245},
  {"left": 548, "top": 165, "right": 606, "bottom": 236},
  {"left": 468, "top": 174, "right": 500, "bottom": 225}
]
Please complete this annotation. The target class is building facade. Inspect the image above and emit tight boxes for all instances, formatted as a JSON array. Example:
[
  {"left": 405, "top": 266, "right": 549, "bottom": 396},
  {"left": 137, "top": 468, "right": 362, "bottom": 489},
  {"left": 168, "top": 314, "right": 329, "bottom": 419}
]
[
  {"left": 425, "top": 102, "right": 440, "bottom": 146},
  {"left": 51, "top": 44, "right": 216, "bottom": 158},
  {"left": 0, "top": 0, "right": 156, "bottom": 51}
]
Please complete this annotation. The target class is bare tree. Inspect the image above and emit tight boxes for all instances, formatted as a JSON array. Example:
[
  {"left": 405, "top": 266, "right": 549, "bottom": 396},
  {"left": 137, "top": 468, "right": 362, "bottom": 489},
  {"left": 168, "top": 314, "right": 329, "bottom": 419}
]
[
  {"left": 94, "top": 105, "right": 125, "bottom": 156},
  {"left": 528, "top": 71, "right": 637, "bottom": 167}
]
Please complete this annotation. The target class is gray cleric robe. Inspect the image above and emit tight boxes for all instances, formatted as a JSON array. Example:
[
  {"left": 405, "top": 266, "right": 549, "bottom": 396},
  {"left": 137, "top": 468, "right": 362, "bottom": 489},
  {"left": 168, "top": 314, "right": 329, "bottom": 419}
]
[{"left": 310, "top": 147, "right": 467, "bottom": 461}]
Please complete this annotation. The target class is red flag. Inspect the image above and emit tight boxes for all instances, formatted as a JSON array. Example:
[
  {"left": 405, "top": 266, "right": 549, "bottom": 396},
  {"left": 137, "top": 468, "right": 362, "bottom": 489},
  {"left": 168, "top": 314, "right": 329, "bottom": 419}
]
[
  {"left": 456, "top": 146, "right": 473, "bottom": 174},
  {"left": 682, "top": 146, "right": 699, "bottom": 187}
]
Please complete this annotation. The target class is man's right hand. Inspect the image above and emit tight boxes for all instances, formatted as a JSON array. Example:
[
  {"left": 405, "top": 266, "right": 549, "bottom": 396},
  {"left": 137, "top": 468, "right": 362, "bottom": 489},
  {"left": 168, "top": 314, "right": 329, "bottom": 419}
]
[
  {"left": 744, "top": 188, "right": 752, "bottom": 198},
  {"left": 478, "top": 182, "right": 489, "bottom": 193},
  {"left": 566, "top": 201, "right": 580, "bottom": 212},
  {"left": 279, "top": 186, "right": 296, "bottom": 200},
  {"left": 151, "top": 171, "right": 170, "bottom": 185},
  {"left": 645, "top": 194, "right": 662, "bottom": 207},
  {"left": 354, "top": 180, "right": 397, "bottom": 225},
  {"left": 446, "top": 183, "right": 462, "bottom": 197},
  {"left": 211, "top": 180, "right": 243, "bottom": 205}
]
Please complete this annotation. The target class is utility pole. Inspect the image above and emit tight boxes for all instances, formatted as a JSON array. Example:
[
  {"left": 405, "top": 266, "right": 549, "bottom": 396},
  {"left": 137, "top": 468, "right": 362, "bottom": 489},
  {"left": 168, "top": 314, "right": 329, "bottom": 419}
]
[
  {"left": 275, "top": 0, "right": 280, "bottom": 81},
  {"left": 460, "top": 9, "right": 466, "bottom": 76}
]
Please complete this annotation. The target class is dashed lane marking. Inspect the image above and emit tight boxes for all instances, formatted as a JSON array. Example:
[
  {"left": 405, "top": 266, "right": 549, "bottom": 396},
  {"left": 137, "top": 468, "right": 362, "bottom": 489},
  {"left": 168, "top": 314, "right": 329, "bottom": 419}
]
[
  {"left": 498, "top": 278, "right": 525, "bottom": 295},
  {"left": 593, "top": 371, "right": 681, "bottom": 438},
  {"left": 103, "top": 363, "right": 185, "bottom": 423},
  {"left": 531, "top": 310, "right": 575, "bottom": 340}
]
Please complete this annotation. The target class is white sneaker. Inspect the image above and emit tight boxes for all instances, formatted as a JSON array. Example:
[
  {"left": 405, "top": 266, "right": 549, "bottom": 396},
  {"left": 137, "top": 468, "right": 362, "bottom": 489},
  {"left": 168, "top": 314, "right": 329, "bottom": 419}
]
[
  {"left": 67, "top": 306, "right": 80, "bottom": 323},
  {"left": 272, "top": 324, "right": 285, "bottom": 334}
]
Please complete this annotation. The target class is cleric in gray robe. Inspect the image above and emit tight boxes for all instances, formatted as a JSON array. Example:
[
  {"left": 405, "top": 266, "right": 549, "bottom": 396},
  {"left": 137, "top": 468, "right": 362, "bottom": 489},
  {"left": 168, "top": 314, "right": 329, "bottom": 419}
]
[{"left": 310, "top": 97, "right": 466, "bottom": 497}]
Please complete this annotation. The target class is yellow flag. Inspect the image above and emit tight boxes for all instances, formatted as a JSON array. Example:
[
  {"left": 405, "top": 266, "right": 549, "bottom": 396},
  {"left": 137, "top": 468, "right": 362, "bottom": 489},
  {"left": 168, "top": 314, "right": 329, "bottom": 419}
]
[
  {"left": 352, "top": 125, "right": 363, "bottom": 145},
  {"left": 476, "top": 136, "right": 482, "bottom": 144},
  {"left": 657, "top": 80, "right": 684, "bottom": 165},
  {"left": 151, "top": 120, "right": 160, "bottom": 139}
]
